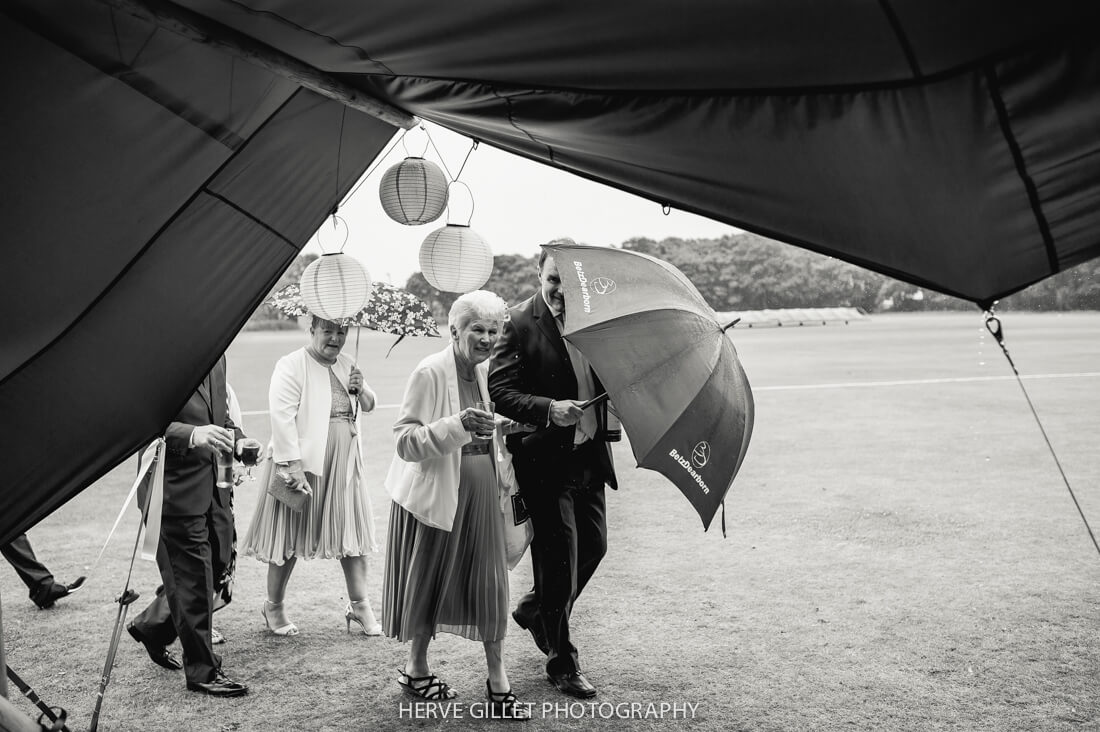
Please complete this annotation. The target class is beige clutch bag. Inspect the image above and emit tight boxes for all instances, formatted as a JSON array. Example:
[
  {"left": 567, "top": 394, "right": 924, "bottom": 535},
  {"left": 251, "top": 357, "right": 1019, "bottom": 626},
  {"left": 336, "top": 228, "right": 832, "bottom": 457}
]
[{"left": 265, "top": 462, "right": 310, "bottom": 512}]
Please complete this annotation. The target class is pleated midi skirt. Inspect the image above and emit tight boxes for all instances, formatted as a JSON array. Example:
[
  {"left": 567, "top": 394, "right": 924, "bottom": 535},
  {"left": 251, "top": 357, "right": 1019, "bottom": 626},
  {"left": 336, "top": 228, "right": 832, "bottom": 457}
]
[
  {"left": 382, "top": 452, "right": 509, "bottom": 642},
  {"left": 243, "top": 417, "right": 378, "bottom": 564}
]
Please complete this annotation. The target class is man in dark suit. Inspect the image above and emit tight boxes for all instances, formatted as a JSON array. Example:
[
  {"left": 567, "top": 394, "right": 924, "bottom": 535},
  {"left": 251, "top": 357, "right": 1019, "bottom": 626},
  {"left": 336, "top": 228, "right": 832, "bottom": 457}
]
[
  {"left": 489, "top": 241, "right": 617, "bottom": 699},
  {"left": 127, "top": 356, "right": 248, "bottom": 697},
  {"left": 1, "top": 533, "right": 85, "bottom": 609}
]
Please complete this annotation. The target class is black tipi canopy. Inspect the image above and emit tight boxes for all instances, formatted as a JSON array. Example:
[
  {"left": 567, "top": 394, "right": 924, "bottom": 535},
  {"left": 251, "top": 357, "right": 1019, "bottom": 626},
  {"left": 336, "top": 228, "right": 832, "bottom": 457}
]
[{"left": 2, "top": 0, "right": 1098, "bottom": 542}]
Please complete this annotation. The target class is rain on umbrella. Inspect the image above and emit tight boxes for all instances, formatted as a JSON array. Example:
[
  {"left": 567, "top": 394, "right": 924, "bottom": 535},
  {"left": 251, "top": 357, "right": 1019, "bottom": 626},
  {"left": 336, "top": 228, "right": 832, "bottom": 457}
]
[{"left": 545, "top": 242, "right": 754, "bottom": 531}]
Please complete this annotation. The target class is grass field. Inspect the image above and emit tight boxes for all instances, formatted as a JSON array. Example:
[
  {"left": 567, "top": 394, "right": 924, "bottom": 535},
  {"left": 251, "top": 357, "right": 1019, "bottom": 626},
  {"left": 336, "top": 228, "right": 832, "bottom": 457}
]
[{"left": 3, "top": 312, "right": 1099, "bottom": 731}]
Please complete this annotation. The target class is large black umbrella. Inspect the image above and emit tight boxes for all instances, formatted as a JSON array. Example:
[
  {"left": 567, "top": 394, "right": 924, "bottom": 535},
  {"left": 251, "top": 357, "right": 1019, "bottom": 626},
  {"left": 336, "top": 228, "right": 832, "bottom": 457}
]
[{"left": 545, "top": 242, "right": 754, "bottom": 530}]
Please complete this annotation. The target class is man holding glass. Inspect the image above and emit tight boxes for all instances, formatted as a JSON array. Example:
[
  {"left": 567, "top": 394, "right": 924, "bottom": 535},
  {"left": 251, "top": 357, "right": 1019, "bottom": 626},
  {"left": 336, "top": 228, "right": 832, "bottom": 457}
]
[
  {"left": 489, "top": 241, "right": 618, "bottom": 700},
  {"left": 128, "top": 355, "right": 254, "bottom": 697}
]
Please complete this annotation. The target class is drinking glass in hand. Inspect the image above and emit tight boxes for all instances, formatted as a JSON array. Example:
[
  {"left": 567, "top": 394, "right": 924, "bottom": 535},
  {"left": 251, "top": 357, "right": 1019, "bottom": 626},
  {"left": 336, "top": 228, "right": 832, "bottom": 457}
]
[
  {"left": 215, "top": 448, "right": 234, "bottom": 488},
  {"left": 473, "top": 401, "right": 495, "bottom": 440},
  {"left": 238, "top": 438, "right": 262, "bottom": 481}
]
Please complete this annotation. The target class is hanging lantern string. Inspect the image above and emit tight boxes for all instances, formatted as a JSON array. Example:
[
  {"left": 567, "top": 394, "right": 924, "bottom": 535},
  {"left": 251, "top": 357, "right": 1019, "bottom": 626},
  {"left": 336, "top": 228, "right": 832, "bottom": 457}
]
[
  {"left": 336, "top": 127, "right": 410, "bottom": 211},
  {"left": 423, "top": 127, "right": 479, "bottom": 183},
  {"left": 315, "top": 214, "right": 350, "bottom": 254},
  {"left": 445, "top": 180, "right": 476, "bottom": 226},
  {"left": 982, "top": 309, "right": 1100, "bottom": 561},
  {"left": 423, "top": 125, "right": 454, "bottom": 180},
  {"left": 401, "top": 122, "right": 430, "bottom": 158},
  {"left": 453, "top": 139, "right": 479, "bottom": 181},
  {"left": 332, "top": 106, "right": 347, "bottom": 215}
]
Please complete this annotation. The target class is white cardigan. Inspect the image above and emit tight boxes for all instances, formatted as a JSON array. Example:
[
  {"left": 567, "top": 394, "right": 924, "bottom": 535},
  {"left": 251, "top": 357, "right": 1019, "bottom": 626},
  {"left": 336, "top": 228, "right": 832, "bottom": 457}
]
[
  {"left": 269, "top": 348, "right": 376, "bottom": 474},
  {"left": 385, "top": 346, "right": 515, "bottom": 531}
]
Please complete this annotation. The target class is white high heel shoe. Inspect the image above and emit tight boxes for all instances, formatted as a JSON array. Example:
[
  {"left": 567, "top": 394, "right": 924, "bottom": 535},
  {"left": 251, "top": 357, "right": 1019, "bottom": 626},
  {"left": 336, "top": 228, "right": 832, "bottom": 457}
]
[
  {"left": 345, "top": 600, "right": 382, "bottom": 636},
  {"left": 261, "top": 600, "right": 299, "bottom": 636}
]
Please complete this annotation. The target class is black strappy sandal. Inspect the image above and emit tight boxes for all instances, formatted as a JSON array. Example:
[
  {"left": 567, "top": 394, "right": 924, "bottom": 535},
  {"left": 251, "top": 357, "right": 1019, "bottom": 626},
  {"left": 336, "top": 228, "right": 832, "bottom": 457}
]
[
  {"left": 485, "top": 680, "right": 531, "bottom": 721},
  {"left": 397, "top": 669, "right": 457, "bottom": 700}
]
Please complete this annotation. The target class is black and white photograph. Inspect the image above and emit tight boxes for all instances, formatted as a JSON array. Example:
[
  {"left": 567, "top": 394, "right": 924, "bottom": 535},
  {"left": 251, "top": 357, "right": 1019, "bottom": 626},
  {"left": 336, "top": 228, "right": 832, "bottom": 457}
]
[{"left": 2, "top": 2, "right": 1099, "bottom": 730}]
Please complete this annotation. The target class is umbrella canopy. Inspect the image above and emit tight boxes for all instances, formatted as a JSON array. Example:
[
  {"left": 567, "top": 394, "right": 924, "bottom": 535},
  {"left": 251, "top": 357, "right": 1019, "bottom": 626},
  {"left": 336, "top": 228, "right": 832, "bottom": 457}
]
[
  {"left": 545, "top": 242, "right": 754, "bottom": 530},
  {"left": 266, "top": 282, "right": 440, "bottom": 338}
]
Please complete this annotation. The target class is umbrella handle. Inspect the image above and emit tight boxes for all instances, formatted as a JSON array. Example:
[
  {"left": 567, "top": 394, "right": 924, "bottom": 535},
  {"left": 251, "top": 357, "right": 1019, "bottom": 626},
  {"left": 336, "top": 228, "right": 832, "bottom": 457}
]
[
  {"left": 348, "top": 326, "right": 361, "bottom": 395},
  {"left": 579, "top": 392, "right": 609, "bottom": 409}
]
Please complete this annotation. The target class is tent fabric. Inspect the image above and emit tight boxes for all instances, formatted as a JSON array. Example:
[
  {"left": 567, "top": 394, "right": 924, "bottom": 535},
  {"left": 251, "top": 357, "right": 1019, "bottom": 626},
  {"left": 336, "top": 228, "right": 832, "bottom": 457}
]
[
  {"left": 2, "top": 0, "right": 1100, "bottom": 541},
  {"left": 0, "top": 2, "right": 397, "bottom": 544},
  {"left": 182, "top": 0, "right": 1100, "bottom": 304}
]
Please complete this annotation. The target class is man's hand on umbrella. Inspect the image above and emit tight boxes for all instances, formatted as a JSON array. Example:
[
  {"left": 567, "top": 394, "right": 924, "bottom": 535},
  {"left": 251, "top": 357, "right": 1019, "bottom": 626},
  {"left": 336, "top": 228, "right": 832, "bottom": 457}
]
[{"left": 549, "top": 399, "right": 586, "bottom": 427}]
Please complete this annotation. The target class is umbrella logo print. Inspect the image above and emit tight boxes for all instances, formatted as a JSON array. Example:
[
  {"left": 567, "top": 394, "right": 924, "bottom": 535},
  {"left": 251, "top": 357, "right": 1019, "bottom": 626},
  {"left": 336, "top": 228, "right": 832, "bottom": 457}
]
[
  {"left": 592, "top": 277, "right": 617, "bottom": 295},
  {"left": 691, "top": 441, "right": 710, "bottom": 468}
]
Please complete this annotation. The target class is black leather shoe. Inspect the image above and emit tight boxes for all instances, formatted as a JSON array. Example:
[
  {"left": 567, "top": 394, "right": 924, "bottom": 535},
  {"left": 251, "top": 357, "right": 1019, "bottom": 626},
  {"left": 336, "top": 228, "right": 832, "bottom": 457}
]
[
  {"left": 186, "top": 670, "right": 248, "bottom": 698},
  {"left": 546, "top": 671, "right": 597, "bottom": 699},
  {"left": 127, "top": 622, "right": 183, "bottom": 671},
  {"left": 512, "top": 610, "right": 549, "bottom": 655},
  {"left": 33, "top": 576, "right": 86, "bottom": 609}
]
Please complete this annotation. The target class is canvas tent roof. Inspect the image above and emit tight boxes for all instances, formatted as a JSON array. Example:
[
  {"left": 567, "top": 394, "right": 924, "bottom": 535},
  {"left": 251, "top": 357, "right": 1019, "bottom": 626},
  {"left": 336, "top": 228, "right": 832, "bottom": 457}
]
[{"left": 2, "top": 0, "right": 1099, "bottom": 542}]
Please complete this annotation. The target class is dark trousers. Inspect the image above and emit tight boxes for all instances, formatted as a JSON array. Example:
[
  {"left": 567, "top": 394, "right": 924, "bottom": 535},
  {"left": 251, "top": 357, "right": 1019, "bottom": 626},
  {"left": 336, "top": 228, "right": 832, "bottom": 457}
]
[
  {"left": 1, "top": 533, "right": 58, "bottom": 606},
  {"left": 131, "top": 502, "right": 231, "bottom": 684},
  {"left": 514, "top": 448, "right": 608, "bottom": 676}
]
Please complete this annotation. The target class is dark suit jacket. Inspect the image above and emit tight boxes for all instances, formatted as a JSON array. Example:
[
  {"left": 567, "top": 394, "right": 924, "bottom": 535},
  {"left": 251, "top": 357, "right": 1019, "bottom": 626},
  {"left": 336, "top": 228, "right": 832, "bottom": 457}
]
[
  {"left": 489, "top": 293, "right": 617, "bottom": 490},
  {"left": 160, "top": 356, "right": 244, "bottom": 517}
]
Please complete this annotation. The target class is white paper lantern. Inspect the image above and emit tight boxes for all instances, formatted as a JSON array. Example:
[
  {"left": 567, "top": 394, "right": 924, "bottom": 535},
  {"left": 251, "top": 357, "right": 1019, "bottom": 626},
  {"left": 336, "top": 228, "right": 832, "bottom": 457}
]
[
  {"left": 419, "top": 225, "right": 494, "bottom": 293},
  {"left": 379, "top": 157, "right": 449, "bottom": 225},
  {"left": 299, "top": 253, "right": 372, "bottom": 320}
]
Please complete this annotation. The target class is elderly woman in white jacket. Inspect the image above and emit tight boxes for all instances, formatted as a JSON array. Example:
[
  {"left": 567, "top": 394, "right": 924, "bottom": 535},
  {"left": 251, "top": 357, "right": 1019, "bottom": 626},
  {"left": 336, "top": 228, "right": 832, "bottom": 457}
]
[
  {"left": 243, "top": 316, "right": 381, "bottom": 637},
  {"left": 382, "top": 290, "right": 532, "bottom": 720}
]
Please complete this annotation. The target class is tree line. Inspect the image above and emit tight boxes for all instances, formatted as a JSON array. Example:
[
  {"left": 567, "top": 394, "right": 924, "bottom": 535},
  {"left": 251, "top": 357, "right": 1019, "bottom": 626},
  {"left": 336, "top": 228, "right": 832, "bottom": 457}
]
[{"left": 249, "top": 233, "right": 1099, "bottom": 327}]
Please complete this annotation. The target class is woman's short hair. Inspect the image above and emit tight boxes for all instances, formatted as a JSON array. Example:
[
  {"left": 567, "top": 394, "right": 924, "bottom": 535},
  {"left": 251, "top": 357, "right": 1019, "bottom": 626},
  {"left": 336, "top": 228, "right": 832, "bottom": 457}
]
[{"left": 448, "top": 290, "right": 507, "bottom": 330}]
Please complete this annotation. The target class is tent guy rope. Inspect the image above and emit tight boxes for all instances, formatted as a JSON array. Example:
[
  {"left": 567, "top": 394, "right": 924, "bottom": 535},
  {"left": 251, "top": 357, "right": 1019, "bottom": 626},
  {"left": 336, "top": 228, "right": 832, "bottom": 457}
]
[{"left": 983, "top": 311, "right": 1100, "bottom": 560}]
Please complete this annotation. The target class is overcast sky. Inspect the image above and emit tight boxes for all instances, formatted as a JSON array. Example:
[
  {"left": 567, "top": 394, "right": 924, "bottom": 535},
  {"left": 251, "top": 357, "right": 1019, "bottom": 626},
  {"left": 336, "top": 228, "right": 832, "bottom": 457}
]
[{"left": 303, "top": 122, "right": 741, "bottom": 286}]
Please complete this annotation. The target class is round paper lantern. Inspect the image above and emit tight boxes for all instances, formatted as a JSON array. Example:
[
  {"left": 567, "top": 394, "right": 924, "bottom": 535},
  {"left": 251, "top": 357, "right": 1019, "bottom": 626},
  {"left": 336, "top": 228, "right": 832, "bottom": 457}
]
[
  {"left": 419, "top": 225, "right": 494, "bottom": 293},
  {"left": 299, "top": 253, "right": 372, "bottom": 320},
  {"left": 379, "top": 157, "right": 449, "bottom": 225}
]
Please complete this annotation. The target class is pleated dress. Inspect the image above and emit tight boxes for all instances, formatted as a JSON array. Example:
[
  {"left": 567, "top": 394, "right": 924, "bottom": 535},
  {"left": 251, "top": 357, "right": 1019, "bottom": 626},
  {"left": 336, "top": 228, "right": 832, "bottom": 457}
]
[
  {"left": 382, "top": 375, "right": 509, "bottom": 642},
  {"left": 243, "top": 369, "right": 378, "bottom": 563}
]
